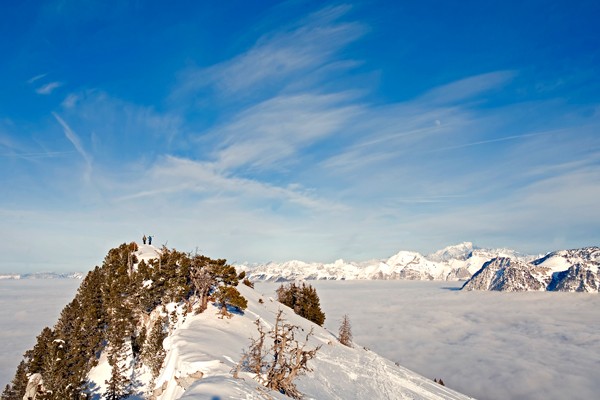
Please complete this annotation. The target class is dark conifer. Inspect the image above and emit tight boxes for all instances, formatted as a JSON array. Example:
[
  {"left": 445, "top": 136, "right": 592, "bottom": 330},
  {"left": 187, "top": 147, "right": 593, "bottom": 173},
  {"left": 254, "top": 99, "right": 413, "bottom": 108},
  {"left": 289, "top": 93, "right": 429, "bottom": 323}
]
[
  {"left": 276, "top": 283, "right": 326, "bottom": 326},
  {"left": 1, "top": 360, "right": 28, "bottom": 400},
  {"left": 26, "top": 327, "right": 55, "bottom": 374},
  {"left": 215, "top": 286, "right": 248, "bottom": 317},
  {"left": 142, "top": 315, "right": 168, "bottom": 379},
  {"left": 1, "top": 384, "right": 14, "bottom": 400}
]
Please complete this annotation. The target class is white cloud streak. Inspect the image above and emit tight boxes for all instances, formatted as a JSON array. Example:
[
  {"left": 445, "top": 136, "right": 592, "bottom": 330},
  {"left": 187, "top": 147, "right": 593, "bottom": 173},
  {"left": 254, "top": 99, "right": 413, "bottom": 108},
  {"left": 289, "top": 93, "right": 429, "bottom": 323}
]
[
  {"left": 26, "top": 73, "right": 47, "bottom": 84},
  {"left": 173, "top": 5, "right": 366, "bottom": 100},
  {"left": 118, "top": 155, "right": 345, "bottom": 213},
  {"left": 418, "top": 71, "right": 517, "bottom": 105},
  {"left": 0, "top": 150, "right": 76, "bottom": 160},
  {"left": 52, "top": 112, "right": 93, "bottom": 180},
  {"left": 210, "top": 92, "right": 362, "bottom": 171},
  {"left": 36, "top": 81, "right": 63, "bottom": 95},
  {"left": 3, "top": 4, "right": 597, "bottom": 272}
]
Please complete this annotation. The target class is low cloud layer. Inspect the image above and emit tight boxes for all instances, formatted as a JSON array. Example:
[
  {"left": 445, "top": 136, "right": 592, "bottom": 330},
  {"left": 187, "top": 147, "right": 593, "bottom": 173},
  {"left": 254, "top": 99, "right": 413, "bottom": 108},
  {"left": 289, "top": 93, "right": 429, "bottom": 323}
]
[
  {"left": 258, "top": 281, "right": 600, "bottom": 400},
  {"left": 2, "top": 279, "right": 599, "bottom": 400},
  {"left": 0, "top": 280, "right": 80, "bottom": 388}
]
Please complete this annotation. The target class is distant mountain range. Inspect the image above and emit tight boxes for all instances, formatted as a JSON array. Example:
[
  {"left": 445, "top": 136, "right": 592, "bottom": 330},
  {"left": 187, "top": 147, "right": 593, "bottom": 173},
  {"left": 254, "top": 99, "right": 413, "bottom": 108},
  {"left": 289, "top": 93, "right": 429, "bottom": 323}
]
[
  {"left": 240, "top": 242, "right": 600, "bottom": 293},
  {"left": 239, "top": 242, "right": 537, "bottom": 282},
  {"left": 0, "top": 272, "right": 84, "bottom": 280}
]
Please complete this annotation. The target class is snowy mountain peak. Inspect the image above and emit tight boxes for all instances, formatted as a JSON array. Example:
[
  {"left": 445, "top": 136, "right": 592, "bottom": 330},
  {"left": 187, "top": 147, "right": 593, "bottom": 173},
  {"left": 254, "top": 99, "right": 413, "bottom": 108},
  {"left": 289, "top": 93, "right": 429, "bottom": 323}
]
[
  {"left": 426, "top": 242, "right": 474, "bottom": 262},
  {"left": 462, "top": 247, "right": 600, "bottom": 292},
  {"left": 134, "top": 243, "right": 162, "bottom": 266},
  {"left": 462, "top": 257, "right": 546, "bottom": 292},
  {"left": 534, "top": 246, "right": 600, "bottom": 268}
]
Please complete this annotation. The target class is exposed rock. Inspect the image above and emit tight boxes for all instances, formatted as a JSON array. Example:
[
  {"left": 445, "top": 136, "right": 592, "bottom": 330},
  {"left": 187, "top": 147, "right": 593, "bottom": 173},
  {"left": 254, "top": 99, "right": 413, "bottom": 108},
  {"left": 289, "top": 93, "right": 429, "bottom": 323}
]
[
  {"left": 150, "top": 380, "right": 168, "bottom": 400},
  {"left": 175, "top": 370, "right": 204, "bottom": 390},
  {"left": 548, "top": 264, "right": 600, "bottom": 292},
  {"left": 23, "top": 373, "right": 45, "bottom": 400},
  {"left": 462, "top": 258, "right": 545, "bottom": 292},
  {"left": 462, "top": 247, "right": 600, "bottom": 292}
]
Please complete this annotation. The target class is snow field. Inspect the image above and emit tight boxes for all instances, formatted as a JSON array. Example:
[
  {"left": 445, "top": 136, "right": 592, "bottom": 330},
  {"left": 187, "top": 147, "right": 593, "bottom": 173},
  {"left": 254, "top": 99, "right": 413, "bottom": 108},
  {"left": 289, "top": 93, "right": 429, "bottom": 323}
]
[{"left": 152, "top": 284, "right": 472, "bottom": 399}]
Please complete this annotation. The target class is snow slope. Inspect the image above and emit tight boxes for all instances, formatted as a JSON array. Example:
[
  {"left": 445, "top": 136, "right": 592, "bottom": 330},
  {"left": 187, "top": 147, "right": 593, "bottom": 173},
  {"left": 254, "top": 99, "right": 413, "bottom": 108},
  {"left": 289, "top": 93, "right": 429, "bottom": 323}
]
[{"left": 152, "top": 284, "right": 472, "bottom": 399}]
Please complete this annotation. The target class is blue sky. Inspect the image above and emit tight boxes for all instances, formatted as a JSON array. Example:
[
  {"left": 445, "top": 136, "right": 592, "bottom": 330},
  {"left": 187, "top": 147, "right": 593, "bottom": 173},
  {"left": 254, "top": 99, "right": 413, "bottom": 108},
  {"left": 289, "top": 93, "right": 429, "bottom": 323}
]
[{"left": 1, "top": 0, "right": 599, "bottom": 272}]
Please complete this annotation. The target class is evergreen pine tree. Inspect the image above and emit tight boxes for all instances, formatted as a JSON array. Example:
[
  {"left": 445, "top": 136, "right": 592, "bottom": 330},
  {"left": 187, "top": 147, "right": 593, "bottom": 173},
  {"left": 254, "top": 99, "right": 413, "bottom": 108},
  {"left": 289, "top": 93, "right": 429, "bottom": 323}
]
[
  {"left": 40, "top": 337, "right": 70, "bottom": 400},
  {"left": 1, "top": 384, "right": 14, "bottom": 400},
  {"left": 26, "top": 327, "right": 55, "bottom": 374},
  {"left": 338, "top": 314, "right": 353, "bottom": 347},
  {"left": 101, "top": 243, "right": 137, "bottom": 400},
  {"left": 104, "top": 344, "right": 131, "bottom": 400},
  {"left": 104, "top": 313, "right": 131, "bottom": 400},
  {"left": 276, "top": 283, "right": 326, "bottom": 326},
  {"left": 215, "top": 286, "right": 248, "bottom": 317},
  {"left": 1, "top": 360, "right": 28, "bottom": 400},
  {"left": 142, "top": 315, "right": 168, "bottom": 379}
]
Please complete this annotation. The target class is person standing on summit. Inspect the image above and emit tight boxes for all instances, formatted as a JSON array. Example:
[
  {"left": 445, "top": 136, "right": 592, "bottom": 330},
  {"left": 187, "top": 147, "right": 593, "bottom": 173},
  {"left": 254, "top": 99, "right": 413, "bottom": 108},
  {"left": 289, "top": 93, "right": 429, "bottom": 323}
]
[
  {"left": 143, "top": 235, "right": 147, "bottom": 245},
  {"left": 148, "top": 235, "right": 152, "bottom": 245}
]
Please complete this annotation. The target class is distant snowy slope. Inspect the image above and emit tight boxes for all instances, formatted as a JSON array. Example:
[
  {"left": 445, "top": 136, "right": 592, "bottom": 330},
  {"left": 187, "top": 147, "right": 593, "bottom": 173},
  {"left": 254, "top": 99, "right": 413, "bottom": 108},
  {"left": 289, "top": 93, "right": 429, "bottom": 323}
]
[
  {"left": 0, "top": 272, "right": 83, "bottom": 280},
  {"left": 242, "top": 242, "right": 534, "bottom": 282},
  {"left": 426, "top": 242, "right": 475, "bottom": 263}
]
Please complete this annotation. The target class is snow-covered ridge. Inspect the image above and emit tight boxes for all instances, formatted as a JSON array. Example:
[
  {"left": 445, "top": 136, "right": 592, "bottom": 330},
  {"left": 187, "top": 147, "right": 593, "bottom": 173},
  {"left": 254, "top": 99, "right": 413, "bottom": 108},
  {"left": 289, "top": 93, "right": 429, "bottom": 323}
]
[
  {"left": 135, "top": 286, "right": 473, "bottom": 399},
  {"left": 239, "top": 242, "right": 537, "bottom": 282}
]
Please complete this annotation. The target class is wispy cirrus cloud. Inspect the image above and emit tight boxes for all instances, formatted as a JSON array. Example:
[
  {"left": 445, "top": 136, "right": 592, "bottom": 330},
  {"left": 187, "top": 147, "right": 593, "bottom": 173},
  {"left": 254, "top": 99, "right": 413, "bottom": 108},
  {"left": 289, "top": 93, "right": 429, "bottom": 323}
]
[
  {"left": 0, "top": 123, "right": 75, "bottom": 161},
  {"left": 0, "top": 150, "right": 76, "bottom": 160},
  {"left": 3, "top": 2, "right": 597, "bottom": 271},
  {"left": 36, "top": 81, "right": 63, "bottom": 95},
  {"left": 57, "top": 90, "right": 182, "bottom": 164},
  {"left": 418, "top": 70, "right": 517, "bottom": 105},
  {"left": 161, "top": 0, "right": 600, "bottom": 262},
  {"left": 52, "top": 112, "right": 93, "bottom": 180},
  {"left": 118, "top": 155, "right": 345, "bottom": 213},
  {"left": 172, "top": 5, "right": 366, "bottom": 101},
  {"left": 209, "top": 92, "right": 362, "bottom": 171},
  {"left": 27, "top": 73, "right": 47, "bottom": 84}
]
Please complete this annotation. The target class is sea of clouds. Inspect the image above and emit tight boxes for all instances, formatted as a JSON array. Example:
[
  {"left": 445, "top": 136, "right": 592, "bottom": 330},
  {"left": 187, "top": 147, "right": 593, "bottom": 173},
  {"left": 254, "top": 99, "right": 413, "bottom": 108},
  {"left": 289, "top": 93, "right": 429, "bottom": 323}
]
[
  {"left": 0, "top": 279, "right": 80, "bottom": 389},
  {"left": 1, "top": 279, "right": 599, "bottom": 400},
  {"left": 257, "top": 281, "right": 600, "bottom": 400}
]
